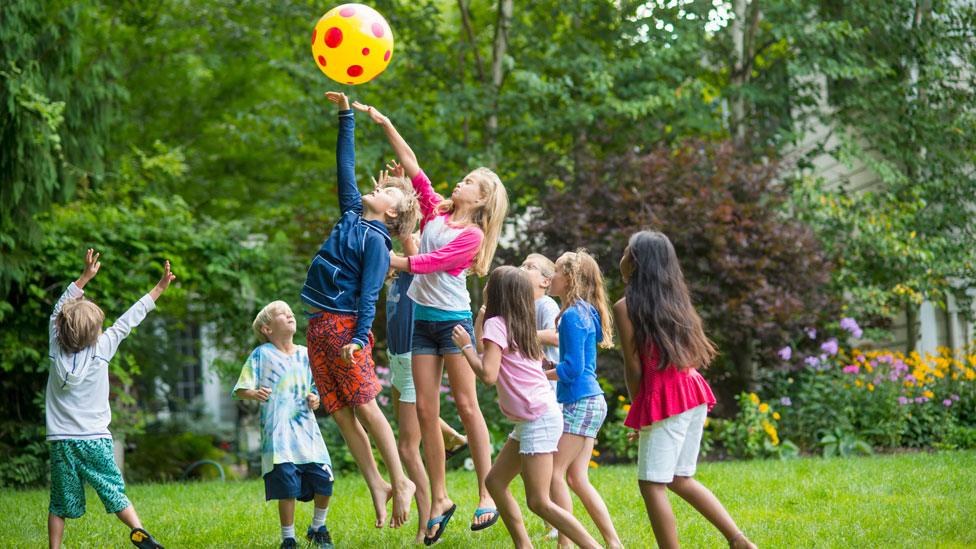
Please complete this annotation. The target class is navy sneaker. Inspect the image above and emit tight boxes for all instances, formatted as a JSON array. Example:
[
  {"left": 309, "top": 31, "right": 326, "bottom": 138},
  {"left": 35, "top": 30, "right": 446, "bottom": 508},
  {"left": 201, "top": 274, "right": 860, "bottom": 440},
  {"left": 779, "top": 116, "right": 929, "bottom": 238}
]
[
  {"left": 280, "top": 538, "right": 297, "bottom": 549},
  {"left": 129, "top": 528, "right": 164, "bottom": 549},
  {"left": 306, "top": 525, "right": 334, "bottom": 549}
]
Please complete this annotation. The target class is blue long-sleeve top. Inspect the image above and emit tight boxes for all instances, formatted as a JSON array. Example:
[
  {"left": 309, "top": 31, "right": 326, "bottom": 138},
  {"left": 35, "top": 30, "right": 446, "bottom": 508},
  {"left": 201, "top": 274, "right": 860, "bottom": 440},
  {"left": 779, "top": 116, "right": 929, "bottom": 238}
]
[
  {"left": 554, "top": 300, "right": 605, "bottom": 404},
  {"left": 301, "top": 109, "right": 392, "bottom": 349}
]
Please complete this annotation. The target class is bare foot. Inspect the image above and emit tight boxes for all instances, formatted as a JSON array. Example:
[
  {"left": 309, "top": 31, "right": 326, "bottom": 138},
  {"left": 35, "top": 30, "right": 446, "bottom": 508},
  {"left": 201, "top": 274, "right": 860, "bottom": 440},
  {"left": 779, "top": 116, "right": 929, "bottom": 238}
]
[
  {"left": 390, "top": 478, "right": 417, "bottom": 528},
  {"left": 730, "top": 532, "right": 758, "bottom": 549},
  {"left": 370, "top": 482, "right": 393, "bottom": 528}
]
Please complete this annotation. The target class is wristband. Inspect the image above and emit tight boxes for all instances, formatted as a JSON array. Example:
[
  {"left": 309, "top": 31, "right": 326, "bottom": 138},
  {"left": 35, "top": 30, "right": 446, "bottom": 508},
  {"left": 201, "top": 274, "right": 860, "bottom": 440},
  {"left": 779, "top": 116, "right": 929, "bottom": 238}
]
[{"left": 461, "top": 343, "right": 473, "bottom": 351}]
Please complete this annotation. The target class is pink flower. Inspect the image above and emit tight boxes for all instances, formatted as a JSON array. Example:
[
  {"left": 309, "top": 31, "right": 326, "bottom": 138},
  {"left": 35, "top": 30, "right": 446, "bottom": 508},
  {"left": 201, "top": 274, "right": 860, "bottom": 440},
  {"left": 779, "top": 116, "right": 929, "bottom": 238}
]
[
  {"left": 843, "top": 365, "right": 860, "bottom": 374},
  {"left": 840, "top": 317, "right": 862, "bottom": 339},
  {"left": 943, "top": 399, "right": 952, "bottom": 407},
  {"left": 376, "top": 366, "right": 390, "bottom": 375},
  {"left": 440, "top": 385, "right": 450, "bottom": 394},
  {"left": 952, "top": 394, "right": 961, "bottom": 401},
  {"left": 778, "top": 346, "right": 792, "bottom": 360},
  {"left": 379, "top": 395, "right": 389, "bottom": 406},
  {"left": 898, "top": 396, "right": 909, "bottom": 405},
  {"left": 805, "top": 327, "right": 817, "bottom": 339},
  {"left": 804, "top": 356, "right": 820, "bottom": 368},
  {"left": 780, "top": 397, "right": 792, "bottom": 406}
]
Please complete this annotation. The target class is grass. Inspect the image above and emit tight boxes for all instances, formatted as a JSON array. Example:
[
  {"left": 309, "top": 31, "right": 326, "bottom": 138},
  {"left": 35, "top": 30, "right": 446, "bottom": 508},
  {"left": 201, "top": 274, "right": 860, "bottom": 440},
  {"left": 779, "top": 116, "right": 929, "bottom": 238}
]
[{"left": 2, "top": 451, "right": 974, "bottom": 548}]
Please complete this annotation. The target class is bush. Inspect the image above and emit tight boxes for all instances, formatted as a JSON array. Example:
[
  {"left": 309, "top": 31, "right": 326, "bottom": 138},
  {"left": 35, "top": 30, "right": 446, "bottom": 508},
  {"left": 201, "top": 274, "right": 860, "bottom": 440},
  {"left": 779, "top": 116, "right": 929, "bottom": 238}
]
[
  {"left": 126, "top": 420, "right": 231, "bottom": 483},
  {"left": 713, "top": 393, "right": 798, "bottom": 460}
]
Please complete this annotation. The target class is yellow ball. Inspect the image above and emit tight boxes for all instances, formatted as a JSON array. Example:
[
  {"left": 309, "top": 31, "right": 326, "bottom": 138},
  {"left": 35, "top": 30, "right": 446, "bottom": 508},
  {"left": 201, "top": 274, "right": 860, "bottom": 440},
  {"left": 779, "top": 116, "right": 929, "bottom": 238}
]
[{"left": 310, "top": 4, "right": 394, "bottom": 85}]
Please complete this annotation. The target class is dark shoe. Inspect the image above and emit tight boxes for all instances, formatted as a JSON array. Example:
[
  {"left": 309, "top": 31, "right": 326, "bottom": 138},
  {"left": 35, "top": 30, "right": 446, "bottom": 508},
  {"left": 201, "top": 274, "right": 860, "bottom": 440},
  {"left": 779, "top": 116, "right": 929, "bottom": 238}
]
[
  {"left": 306, "top": 525, "right": 335, "bottom": 549},
  {"left": 280, "top": 538, "right": 297, "bottom": 548},
  {"left": 130, "top": 528, "right": 164, "bottom": 549},
  {"left": 424, "top": 503, "right": 457, "bottom": 546}
]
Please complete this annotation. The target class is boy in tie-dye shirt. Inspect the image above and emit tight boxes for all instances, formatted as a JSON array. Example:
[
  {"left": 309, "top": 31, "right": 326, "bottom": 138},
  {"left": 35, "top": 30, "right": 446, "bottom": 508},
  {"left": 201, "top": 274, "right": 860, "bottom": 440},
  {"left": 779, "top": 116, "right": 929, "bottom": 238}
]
[{"left": 234, "top": 301, "right": 334, "bottom": 549}]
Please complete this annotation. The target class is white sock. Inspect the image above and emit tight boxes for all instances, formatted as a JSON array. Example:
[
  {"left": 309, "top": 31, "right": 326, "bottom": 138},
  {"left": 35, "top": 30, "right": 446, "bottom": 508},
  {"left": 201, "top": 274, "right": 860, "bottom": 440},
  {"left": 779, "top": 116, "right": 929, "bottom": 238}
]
[
  {"left": 312, "top": 506, "right": 329, "bottom": 529},
  {"left": 281, "top": 525, "right": 295, "bottom": 540}
]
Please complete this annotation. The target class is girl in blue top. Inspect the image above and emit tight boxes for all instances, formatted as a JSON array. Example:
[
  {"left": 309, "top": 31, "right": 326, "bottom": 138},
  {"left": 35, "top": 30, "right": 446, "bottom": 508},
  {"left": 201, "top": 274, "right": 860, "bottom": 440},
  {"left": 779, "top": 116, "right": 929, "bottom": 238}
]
[{"left": 544, "top": 249, "right": 623, "bottom": 549}]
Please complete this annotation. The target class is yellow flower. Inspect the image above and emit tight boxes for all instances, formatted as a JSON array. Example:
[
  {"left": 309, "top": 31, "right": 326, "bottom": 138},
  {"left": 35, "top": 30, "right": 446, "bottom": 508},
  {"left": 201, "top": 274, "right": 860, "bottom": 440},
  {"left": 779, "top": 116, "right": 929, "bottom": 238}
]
[
  {"left": 867, "top": 383, "right": 874, "bottom": 392},
  {"left": 617, "top": 395, "right": 626, "bottom": 402},
  {"left": 749, "top": 393, "right": 760, "bottom": 405},
  {"left": 854, "top": 379, "right": 864, "bottom": 388},
  {"left": 591, "top": 449, "right": 600, "bottom": 457},
  {"left": 923, "top": 390, "right": 934, "bottom": 399},
  {"left": 704, "top": 418, "right": 710, "bottom": 427},
  {"left": 758, "top": 403, "right": 769, "bottom": 413},
  {"left": 762, "top": 420, "right": 779, "bottom": 446},
  {"left": 588, "top": 460, "right": 598, "bottom": 469},
  {"left": 623, "top": 404, "right": 631, "bottom": 413},
  {"left": 772, "top": 412, "right": 781, "bottom": 420}
]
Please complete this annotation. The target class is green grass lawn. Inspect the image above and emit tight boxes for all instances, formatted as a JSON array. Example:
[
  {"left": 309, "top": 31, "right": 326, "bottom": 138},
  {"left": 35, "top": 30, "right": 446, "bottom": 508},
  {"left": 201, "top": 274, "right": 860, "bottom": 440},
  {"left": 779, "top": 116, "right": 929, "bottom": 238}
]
[{"left": 2, "top": 451, "right": 973, "bottom": 548}]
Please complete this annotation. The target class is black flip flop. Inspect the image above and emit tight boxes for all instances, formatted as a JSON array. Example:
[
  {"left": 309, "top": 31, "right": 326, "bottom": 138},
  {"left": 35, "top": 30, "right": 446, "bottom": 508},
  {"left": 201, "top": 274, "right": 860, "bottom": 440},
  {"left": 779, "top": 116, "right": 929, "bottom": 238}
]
[
  {"left": 130, "top": 528, "right": 164, "bottom": 549},
  {"left": 424, "top": 503, "right": 457, "bottom": 546},
  {"left": 469, "top": 507, "right": 499, "bottom": 531},
  {"left": 445, "top": 441, "right": 468, "bottom": 460}
]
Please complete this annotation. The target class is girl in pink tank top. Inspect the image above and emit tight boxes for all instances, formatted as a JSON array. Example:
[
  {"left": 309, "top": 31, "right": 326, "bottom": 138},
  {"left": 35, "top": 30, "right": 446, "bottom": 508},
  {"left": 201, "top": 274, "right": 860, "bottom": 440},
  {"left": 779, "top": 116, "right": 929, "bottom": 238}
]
[{"left": 613, "top": 230, "right": 756, "bottom": 549}]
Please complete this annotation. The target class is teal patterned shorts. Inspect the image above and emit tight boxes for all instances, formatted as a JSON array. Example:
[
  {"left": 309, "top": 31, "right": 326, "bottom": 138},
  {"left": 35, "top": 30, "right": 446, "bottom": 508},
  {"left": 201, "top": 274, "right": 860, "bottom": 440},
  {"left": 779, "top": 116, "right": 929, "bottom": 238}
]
[{"left": 49, "top": 439, "right": 130, "bottom": 518}]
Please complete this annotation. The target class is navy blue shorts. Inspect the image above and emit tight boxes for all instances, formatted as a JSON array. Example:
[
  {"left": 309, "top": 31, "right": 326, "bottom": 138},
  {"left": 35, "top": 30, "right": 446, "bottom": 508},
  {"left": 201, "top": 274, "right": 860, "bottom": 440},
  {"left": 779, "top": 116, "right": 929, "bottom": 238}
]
[
  {"left": 412, "top": 318, "right": 475, "bottom": 356},
  {"left": 264, "top": 462, "right": 334, "bottom": 502}
]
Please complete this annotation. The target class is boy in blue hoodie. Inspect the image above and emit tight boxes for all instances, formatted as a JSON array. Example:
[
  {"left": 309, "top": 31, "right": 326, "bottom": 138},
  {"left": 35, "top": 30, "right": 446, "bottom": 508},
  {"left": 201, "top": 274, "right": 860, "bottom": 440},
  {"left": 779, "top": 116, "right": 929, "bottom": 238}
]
[{"left": 302, "top": 91, "right": 419, "bottom": 529}]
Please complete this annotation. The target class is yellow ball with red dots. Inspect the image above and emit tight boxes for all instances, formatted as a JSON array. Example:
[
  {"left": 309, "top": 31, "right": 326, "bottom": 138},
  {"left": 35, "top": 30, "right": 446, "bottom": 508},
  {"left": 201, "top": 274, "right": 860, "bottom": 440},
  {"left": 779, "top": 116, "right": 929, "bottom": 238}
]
[{"left": 311, "top": 4, "right": 394, "bottom": 85}]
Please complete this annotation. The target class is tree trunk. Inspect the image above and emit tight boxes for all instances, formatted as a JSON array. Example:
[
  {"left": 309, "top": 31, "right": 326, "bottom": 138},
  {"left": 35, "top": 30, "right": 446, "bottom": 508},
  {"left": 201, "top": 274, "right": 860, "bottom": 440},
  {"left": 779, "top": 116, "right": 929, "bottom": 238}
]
[
  {"left": 485, "top": 0, "right": 513, "bottom": 165},
  {"left": 730, "top": 0, "right": 761, "bottom": 147}
]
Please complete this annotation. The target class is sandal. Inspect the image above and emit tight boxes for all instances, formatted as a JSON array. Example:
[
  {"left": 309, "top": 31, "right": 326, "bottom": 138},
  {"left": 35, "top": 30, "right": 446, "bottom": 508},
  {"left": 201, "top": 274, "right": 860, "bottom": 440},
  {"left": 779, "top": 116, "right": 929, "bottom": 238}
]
[
  {"left": 424, "top": 503, "right": 457, "bottom": 546},
  {"left": 470, "top": 507, "right": 499, "bottom": 531}
]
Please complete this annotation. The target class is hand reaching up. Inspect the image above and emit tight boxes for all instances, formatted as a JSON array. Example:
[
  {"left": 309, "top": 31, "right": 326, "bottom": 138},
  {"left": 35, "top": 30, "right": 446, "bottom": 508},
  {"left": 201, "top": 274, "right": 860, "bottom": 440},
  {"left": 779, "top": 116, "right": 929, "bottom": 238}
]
[
  {"left": 76, "top": 248, "right": 101, "bottom": 289},
  {"left": 149, "top": 260, "right": 176, "bottom": 302},
  {"left": 324, "top": 91, "right": 351, "bottom": 110},
  {"left": 351, "top": 101, "right": 389, "bottom": 125}
]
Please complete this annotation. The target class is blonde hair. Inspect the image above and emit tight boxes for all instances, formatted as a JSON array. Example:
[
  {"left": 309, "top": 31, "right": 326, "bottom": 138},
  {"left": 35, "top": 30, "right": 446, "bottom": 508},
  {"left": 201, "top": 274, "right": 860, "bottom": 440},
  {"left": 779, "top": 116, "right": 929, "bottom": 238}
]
[
  {"left": 380, "top": 176, "right": 421, "bottom": 238},
  {"left": 524, "top": 253, "right": 556, "bottom": 279},
  {"left": 56, "top": 298, "right": 105, "bottom": 353},
  {"left": 555, "top": 249, "right": 614, "bottom": 349},
  {"left": 435, "top": 167, "right": 508, "bottom": 276},
  {"left": 252, "top": 300, "right": 293, "bottom": 342}
]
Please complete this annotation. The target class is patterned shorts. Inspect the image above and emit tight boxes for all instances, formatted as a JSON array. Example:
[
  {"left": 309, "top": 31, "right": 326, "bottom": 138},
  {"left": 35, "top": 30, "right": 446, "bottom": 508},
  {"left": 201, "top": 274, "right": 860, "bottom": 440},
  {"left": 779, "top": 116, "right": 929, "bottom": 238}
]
[
  {"left": 562, "top": 394, "right": 608, "bottom": 439},
  {"left": 49, "top": 438, "right": 130, "bottom": 518},
  {"left": 307, "top": 311, "right": 381, "bottom": 414}
]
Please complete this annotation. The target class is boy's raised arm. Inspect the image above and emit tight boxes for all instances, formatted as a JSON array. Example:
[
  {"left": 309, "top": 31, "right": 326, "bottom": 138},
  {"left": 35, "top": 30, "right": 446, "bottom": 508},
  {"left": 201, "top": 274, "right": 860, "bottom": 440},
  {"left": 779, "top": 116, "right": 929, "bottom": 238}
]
[{"left": 326, "top": 91, "right": 362, "bottom": 216}]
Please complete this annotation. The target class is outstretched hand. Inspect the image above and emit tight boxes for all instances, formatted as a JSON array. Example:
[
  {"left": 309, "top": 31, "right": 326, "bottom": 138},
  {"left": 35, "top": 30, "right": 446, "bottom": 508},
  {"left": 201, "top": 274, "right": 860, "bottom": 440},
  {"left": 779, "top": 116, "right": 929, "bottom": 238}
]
[
  {"left": 76, "top": 248, "right": 101, "bottom": 289},
  {"left": 351, "top": 101, "right": 389, "bottom": 125},
  {"left": 324, "top": 91, "right": 351, "bottom": 110},
  {"left": 149, "top": 260, "right": 176, "bottom": 301}
]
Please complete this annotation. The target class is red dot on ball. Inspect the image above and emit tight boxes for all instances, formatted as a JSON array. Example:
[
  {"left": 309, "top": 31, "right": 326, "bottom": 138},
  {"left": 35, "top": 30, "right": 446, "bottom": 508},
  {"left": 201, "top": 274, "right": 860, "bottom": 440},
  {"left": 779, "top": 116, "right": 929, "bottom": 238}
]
[
  {"left": 311, "top": 29, "right": 317, "bottom": 46},
  {"left": 317, "top": 55, "right": 327, "bottom": 67},
  {"left": 325, "top": 27, "right": 343, "bottom": 48},
  {"left": 362, "top": 47, "right": 370, "bottom": 56},
  {"left": 347, "top": 65, "right": 364, "bottom": 77},
  {"left": 340, "top": 6, "right": 356, "bottom": 17},
  {"left": 371, "top": 22, "right": 384, "bottom": 38},
  {"left": 384, "top": 50, "right": 391, "bottom": 61}
]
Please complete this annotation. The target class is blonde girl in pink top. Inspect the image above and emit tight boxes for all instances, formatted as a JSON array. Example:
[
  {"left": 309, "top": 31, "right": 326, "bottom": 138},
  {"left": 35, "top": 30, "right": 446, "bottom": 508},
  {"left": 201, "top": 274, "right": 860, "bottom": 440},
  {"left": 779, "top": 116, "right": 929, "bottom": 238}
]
[
  {"left": 614, "top": 230, "right": 756, "bottom": 549},
  {"left": 353, "top": 101, "right": 508, "bottom": 544},
  {"left": 452, "top": 266, "right": 601, "bottom": 549}
]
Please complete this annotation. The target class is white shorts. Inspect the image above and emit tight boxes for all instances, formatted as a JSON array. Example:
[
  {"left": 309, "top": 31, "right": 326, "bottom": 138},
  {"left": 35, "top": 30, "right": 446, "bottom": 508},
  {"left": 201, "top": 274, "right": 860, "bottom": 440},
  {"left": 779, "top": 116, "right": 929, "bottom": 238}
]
[
  {"left": 509, "top": 403, "right": 563, "bottom": 455},
  {"left": 388, "top": 352, "right": 415, "bottom": 403},
  {"left": 637, "top": 404, "right": 707, "bottom": 483}
]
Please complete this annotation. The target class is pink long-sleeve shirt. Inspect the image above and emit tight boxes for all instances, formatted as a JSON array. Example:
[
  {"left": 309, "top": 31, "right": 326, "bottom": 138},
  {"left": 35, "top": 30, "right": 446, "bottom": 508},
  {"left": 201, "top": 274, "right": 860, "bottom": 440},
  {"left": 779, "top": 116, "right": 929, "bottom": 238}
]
[{"left": 406, "top": 170, "right": 483, "bottom": 312}]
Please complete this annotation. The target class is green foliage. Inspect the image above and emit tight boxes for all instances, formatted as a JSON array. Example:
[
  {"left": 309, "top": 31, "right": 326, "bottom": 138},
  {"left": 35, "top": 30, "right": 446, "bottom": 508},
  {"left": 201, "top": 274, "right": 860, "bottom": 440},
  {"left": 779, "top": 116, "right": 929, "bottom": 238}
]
[
  {"left": 713, "top": 392, "right": 796, "bottom": 460},
  {"left": 819, "top": 427, "right": 872, "bottom": 458},
  {"left": 127, "top": 426, "right": 229, "bottom": 483}
]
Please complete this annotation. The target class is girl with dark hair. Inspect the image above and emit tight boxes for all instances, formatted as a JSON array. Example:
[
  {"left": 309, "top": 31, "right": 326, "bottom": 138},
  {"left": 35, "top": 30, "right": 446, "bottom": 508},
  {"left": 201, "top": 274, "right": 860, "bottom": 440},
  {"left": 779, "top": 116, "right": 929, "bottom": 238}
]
[
  {"left": 452, "top": 266, "right": 600, "bottom": 549},
  {"left": 614, "top": 230, "right": 756, "bottom": 549}
]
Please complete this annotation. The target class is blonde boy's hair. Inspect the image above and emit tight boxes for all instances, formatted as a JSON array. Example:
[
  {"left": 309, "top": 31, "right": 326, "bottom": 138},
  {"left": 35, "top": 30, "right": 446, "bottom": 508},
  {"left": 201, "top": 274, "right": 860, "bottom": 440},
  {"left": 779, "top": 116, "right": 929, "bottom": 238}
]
[
  {"left": 381, "top": 176, "right": 422, "bottom": 238},
  {"left": 435, "top": 167, "right": 509, "bottom": 276},
  {"left": 252, "top": 300, "right": 293, "bottom": 342},
  {"left": 524, "top": 253, "right": 556, "bottom": 279},
  {"left": 56, "top": 298, "right": 105, "bottom": 353}
]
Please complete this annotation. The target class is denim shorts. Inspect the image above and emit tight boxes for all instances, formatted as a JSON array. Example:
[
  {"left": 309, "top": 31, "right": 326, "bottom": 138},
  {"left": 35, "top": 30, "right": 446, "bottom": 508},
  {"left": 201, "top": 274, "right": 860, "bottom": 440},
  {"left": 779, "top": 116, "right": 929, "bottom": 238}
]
[
  {"left": 264, "top": 462, "right": 334, "bottom": 502},
  {"left": 412, "top": 318, "right": 475, "bottom": 356}
]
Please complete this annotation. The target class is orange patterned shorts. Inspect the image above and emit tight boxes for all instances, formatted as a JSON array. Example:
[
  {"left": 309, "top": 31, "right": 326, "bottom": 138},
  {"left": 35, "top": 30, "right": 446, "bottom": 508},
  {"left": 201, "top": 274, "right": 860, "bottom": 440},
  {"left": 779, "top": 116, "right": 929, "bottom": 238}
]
[{"left": 307, "top": 311, "right": 381, "bottom": 414}]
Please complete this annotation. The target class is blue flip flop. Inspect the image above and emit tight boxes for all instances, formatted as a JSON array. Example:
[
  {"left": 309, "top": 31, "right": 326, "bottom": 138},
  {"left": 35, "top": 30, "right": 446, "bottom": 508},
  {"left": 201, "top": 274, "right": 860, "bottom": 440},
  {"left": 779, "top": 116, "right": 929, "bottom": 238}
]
[
  {"left": 424, "top": 503, "right": 457, "bottom": 546},
  {"left": 470, "top": 507, "right": 499, "bottom": 531}
]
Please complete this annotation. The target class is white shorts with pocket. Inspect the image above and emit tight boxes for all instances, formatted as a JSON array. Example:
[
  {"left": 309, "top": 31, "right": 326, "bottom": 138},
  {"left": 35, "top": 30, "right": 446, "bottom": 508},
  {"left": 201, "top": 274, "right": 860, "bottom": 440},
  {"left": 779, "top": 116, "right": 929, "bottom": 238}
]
[
  {"left": 637, "top": 403, "right": 708, "bottom": 483},
  {"left": 388, "top": 352, "right": 416, "bottom": 403},
  {"left": 509, "top": 403, "right": 563, "bottom": 455}
]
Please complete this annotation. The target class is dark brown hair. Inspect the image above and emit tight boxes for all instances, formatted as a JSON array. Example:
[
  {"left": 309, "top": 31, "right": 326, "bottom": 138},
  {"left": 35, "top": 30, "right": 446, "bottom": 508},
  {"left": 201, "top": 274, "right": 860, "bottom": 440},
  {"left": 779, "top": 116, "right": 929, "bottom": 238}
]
[
  {"left": 483, "top": 266, "right": 542, "bottom": 360},
  {"left": 624, "top": 231, "right": 717, "bottom": 370}
]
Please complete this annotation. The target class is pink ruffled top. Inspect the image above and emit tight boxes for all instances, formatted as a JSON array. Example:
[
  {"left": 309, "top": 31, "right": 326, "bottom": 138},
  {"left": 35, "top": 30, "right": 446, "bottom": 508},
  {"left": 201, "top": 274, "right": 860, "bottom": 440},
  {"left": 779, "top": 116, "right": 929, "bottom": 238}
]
[{"left": 624, "top": 344, "right": 716, "bottom": 429}]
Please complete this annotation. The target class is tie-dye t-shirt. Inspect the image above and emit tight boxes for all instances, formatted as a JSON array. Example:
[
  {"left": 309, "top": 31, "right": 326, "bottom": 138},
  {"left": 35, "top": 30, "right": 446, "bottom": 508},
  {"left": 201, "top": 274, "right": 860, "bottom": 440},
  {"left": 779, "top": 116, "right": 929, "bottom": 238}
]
[{"left": 233, "top": 343, "right": 332, "bottom": 476}]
